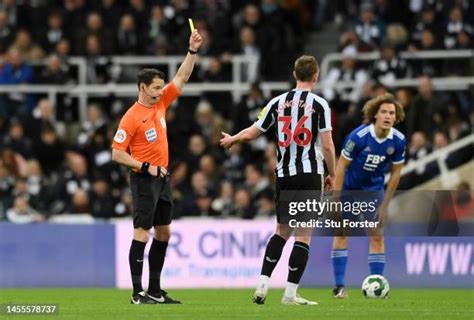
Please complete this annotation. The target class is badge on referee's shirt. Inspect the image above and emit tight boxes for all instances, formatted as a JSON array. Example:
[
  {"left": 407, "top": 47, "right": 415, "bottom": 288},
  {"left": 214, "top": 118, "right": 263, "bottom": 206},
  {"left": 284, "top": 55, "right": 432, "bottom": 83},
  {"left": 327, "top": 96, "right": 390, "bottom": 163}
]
[{"left": 145, "top": 128, "right": 157, "bottom": 142}]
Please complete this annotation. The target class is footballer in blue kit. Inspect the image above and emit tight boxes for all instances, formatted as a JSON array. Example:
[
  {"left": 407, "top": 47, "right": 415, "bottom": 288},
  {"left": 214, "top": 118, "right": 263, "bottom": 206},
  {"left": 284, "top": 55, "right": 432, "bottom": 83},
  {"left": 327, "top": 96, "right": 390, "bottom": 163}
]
[{"left": 331, "top": 93, "right": 406, "bottom": 298}]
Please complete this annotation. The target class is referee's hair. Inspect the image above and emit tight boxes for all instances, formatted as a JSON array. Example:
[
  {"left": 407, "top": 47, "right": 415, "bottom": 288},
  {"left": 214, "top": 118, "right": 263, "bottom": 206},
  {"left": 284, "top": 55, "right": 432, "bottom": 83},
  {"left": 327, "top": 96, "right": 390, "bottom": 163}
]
[
  {"left": 137, "top": 68, "right": 166, "bottom": 88},
  {"left": 363, "top": 92, "right": 405, "bottom": 124},
  {"left": 294, "top": 55, "right": 319, "bottom": 82}
]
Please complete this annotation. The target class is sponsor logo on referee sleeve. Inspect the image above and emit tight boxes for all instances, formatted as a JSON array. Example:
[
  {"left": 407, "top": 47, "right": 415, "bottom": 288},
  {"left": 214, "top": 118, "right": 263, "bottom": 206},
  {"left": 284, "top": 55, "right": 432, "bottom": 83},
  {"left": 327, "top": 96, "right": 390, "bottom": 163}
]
[{"left": 114, "top": 129, "right": 127, "bottom": 143}]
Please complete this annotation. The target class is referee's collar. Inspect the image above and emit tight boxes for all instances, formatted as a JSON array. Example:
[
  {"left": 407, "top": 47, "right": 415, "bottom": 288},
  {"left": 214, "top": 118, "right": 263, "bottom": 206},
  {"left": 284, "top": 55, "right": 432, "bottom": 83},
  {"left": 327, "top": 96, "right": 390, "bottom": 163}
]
[{"left": 369, "top": 123, "right": 393, "bottom": 142}]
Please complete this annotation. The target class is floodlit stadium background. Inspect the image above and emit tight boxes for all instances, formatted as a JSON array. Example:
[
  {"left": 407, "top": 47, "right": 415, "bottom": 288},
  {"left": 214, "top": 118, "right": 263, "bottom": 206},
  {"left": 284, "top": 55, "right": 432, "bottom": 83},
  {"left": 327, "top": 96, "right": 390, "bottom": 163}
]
[{"left": 0, "top": 0, "right": 472, "bottom": 289}]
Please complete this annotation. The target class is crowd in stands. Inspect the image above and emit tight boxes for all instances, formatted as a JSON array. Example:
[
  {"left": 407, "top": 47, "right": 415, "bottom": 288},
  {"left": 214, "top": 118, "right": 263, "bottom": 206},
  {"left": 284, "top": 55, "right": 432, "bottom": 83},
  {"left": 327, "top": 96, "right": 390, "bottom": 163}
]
[{"left": 0, "top": 0, "right": 472, "bottom": 223}]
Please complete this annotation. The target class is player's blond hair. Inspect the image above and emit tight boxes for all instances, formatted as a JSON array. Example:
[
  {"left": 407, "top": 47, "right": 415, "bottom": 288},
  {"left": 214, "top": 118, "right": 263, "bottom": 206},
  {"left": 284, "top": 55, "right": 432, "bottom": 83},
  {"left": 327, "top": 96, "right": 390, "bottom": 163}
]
[
  {"left": 363, "top": 92, "right": 405, "bottom": 124},
  {"left": 294, "top": 55, "right": 319, "bottom": 82}
]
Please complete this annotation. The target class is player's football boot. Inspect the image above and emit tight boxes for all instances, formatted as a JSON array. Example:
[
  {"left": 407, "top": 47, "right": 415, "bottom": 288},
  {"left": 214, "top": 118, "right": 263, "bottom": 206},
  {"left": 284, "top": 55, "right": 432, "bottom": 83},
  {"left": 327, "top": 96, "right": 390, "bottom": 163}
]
[
  {"left": 333, "top": 286, "right": 348, "bottom": 299},
  {"left": 281, "top": 294, "right": 318, "bottom": 305},
  {"left": 147, "top": 290, "right": 182, "bottom": 304},
  {"left": 130, "top": 291, "right": 158, "bottom": 304},
  {"left": 252, "top": 280, "right": 270, "bottom": 305}
]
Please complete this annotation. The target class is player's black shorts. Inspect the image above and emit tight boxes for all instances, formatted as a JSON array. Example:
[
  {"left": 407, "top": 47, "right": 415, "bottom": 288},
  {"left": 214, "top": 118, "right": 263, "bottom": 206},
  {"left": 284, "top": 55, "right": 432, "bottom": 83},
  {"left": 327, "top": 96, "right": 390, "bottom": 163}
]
[
  {"left": 130, "top": 171, "right": 173, "bottom": 229},
  {"left": 275, "top": 173, "right": 323, "bottom": 223}
]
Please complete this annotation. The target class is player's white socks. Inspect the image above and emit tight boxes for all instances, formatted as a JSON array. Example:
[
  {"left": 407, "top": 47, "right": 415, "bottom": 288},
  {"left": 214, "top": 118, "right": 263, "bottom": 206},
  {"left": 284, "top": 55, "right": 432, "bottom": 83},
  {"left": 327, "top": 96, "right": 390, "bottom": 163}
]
[
  {"left": 284, "top": 282, "right": 298, "bottom": 298},
  {"left": 257, "top": 275, "right": 270, "bottom": 293}
]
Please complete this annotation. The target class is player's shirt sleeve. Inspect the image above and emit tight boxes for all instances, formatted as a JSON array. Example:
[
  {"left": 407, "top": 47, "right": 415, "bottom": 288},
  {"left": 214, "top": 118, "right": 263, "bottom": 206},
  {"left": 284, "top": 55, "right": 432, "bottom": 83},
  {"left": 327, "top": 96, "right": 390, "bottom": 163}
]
[
  {"left": 161, "top": 81, "right": 181, "bottom": 109},
  {"left": 254, "top": 99, "right": 276, "bottom": 132},
  {"left": 341, "top": 130, "right": 362, "bottom": 161},
  {"left": 317, "top": 98, "right": 332, "bottom": 132},
  {"left": 112, "top": 112, "right": 137, "bottom": 151},
  {"left": 392, "top": 137, "right": 406, "bottom": 164}
]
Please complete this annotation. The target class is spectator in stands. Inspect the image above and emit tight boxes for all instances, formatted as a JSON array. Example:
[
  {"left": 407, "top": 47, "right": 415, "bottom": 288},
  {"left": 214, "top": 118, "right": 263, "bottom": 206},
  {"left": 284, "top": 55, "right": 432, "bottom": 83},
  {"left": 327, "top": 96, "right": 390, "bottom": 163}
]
[
  {"left": 185, "top": 134, "right": 207, "bottom": 174},
  {"left": 201, "top": 153, "right": 223, "bottom": 187},
  {"left": 23, "top": 99, "right": 59, "bottom": 142},
  {"left": 202, "top": 56, "right": 233, "bottom": 117},
  {"left": 24, "top": 159, "right": 48, "bottom": 212},
  {"left": 116, "top": 13, "right": 142, "bottom": 55},
  {"left": 0, "top": 49, "right": 34, "bottom": 116},
  {"left": 114, "top": 190, "right": 133, "bottom": 217},
  {"left": 77, "top": 104, "right": 108, "bottom": 149},
  {"left": 0, "top": 0, "right": 18, "bottom": 27},
  {"left": 323, "top": 45, "right": 369, "bottom": 113},
  {"left": 231, "top": 187, "right": 255, "bottom": 219},
  {"left": 410, "top": 5, "right": 442, "bottom": 49},
  {"left": 35, "top": 54, "right": 73, "bottom": 84},
  {"left": 233, "top": 26, "right": 261, "bottom": 83},
  {"left": 385, "top": 23, "right": 409, "bottom": 51},
  {"left": 67, "top": 189, "right": 91, "bottom": 214},
  {"left": 89, "top": 177, "right": 116, "bottom": 219},
  {"left": 353, "top": 3, "right": 385, "bottom": 50},
  {"left": 409, "top": 30, "right": 443, "bottom": 77},
  {"left": 84, "top": 34, "right": 109, "bottom": 84},
  {"left": 32, "top": 125, "right": 66, "bottom": 175},
  {"left": 146, "top": 5, "right": 170, "bottom": 55},
  {"left": 244, "top": 163, "right": 272, "bottom": 209},
  {"left": 222, "top": 143, "right": 247, "bottom": 185},
  {"left": 371, "top": 42, "right": 408, "bottom": 86},
  {"left": 406, "top": 76, "right": 445, "bottom": 138},
  {"left": 6, "top": 195, "right": 44, "bottom": 223},
  {"left": 181, "top": 171, "right": 213, "bottom": 216},
  {"left": 8, "top": 28, "right": 45, "bottom": 60},
  {"left": 0, "top": 10, "right": 15, "bottom": 54},
  {"left": 127, "top": 0, "right": 149, "bottom": 35},
  {"left": 400, "top": 131, "right": 432, "bottom": 188},
  {"left": 40, "top": 11, "right": 67, "bottom": 53},
  {"left": 211, "top": 181, "right": 234, "bottom": 217},
  {"left": 233, "top": 82, "right": 266, "bottom": 133},
  {"left": 0, "top": 119, "right": 32, "bottom": 159},
  {"left": 54, "top": 38, "right": 71, "bottom": 62},
  {"left": 443, "top": 6, "right": 473, "bottom": 49},
  {"left": 77, "top": 11, "right": 114, "bottom": 55},
  {"left": 0, "top": 162, "right": 15, "bottom": 218},
  {"left": 97, "top": 0, "right": 123, "bottom": 32},
  {"left": 255, "top": 188, "right": 275, "bottom": 218}
]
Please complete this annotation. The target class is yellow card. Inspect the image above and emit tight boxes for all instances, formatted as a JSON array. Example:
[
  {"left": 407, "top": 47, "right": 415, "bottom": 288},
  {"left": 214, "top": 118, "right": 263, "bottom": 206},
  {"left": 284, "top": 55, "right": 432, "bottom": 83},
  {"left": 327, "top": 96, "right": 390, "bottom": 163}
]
[{"left": 188, "top": 18, "right": 195, "bottom": 33}]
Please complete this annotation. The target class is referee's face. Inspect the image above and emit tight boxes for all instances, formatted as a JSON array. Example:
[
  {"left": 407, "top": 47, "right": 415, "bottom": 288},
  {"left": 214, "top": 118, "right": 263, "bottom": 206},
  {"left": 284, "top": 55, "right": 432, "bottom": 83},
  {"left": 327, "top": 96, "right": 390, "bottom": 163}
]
[
  {"left": 374, "top": 103, "right": 396, "bottom": 130},
  {"left": 142, "top": 78, "right": 165, "bottom": 103}
]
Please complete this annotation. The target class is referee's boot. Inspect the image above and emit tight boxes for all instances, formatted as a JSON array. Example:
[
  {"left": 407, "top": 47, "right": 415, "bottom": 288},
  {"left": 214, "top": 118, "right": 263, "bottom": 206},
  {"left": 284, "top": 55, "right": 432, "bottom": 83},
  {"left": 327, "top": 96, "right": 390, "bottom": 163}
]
[
  {"left": 147, "top": 290, "right": 182, "bottom": 304},
  {"left": 130, "top": 291, "right": 158, "bottom": 304}
]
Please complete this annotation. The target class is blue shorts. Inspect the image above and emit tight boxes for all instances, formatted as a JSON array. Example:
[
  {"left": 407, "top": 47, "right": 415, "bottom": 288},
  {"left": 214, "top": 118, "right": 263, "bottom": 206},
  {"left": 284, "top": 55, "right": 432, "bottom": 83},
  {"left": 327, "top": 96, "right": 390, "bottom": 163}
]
[{"left": 340, "top": 190, "right": 384, "bottom": 222}]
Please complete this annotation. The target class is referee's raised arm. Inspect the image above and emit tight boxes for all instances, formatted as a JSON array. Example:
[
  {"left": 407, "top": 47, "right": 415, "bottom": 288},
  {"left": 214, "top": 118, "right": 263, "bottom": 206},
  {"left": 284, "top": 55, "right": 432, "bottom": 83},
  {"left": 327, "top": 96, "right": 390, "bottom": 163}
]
[{"left": 172, "top": 30, "right": 203, "bottom": 91}]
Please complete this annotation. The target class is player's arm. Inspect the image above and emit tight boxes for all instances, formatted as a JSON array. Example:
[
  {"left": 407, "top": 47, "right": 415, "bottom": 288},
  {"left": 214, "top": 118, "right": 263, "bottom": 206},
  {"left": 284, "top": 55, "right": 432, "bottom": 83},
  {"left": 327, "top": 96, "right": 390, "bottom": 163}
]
[
  {"left": 335, "top": 155, "right": 351, "bottom": 191},
  {"left": 172, "top": 30, "right": 203, "bottom": 91},
  {"left": 220, "top": 124, "right": 262, "bottom": 149},
  {"left": 320, "top": 130, "right": 337, "bottom": 190},
  {"left": 381, "top": 163, "right": 403, "bottom": 207}
]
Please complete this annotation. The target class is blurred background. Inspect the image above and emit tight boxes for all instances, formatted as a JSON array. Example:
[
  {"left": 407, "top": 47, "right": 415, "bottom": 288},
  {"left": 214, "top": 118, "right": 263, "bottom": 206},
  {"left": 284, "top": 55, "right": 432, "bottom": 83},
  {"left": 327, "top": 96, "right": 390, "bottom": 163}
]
[{"left": 0, "top": 0, "right": 472, "bottom": 289}]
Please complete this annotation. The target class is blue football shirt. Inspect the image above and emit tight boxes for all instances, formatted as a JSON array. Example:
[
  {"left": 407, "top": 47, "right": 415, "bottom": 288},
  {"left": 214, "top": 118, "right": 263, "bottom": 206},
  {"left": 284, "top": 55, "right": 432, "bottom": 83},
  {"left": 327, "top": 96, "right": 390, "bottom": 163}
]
[{"left": 341, "top": 124, "right": 406, "bottom": 191}]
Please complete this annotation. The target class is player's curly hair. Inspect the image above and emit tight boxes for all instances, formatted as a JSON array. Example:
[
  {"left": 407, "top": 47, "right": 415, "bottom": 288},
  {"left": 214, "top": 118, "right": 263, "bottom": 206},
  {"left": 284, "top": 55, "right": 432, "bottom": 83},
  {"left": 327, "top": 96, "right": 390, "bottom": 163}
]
[
  {"left": 362, "top": 92, "right": 405, "bottom": 124},
  {"left": 294, "top": 55, "right": 319, "bottom": 82}
]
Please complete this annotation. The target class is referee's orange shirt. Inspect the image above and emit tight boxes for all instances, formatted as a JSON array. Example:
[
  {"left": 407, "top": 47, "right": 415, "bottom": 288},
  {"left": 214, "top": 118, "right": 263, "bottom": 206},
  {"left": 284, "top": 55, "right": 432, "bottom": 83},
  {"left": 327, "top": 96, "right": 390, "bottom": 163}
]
[{"left": 111, "top": 81, "right": 180, "bottom": 167}]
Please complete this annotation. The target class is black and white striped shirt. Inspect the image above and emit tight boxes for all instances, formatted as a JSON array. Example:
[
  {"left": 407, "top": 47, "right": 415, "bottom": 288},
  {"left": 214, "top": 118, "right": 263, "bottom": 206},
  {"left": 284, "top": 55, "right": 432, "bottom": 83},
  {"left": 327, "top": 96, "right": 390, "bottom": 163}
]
[{"left": 254, "top": 89, "right": 332, "bottom": 178}]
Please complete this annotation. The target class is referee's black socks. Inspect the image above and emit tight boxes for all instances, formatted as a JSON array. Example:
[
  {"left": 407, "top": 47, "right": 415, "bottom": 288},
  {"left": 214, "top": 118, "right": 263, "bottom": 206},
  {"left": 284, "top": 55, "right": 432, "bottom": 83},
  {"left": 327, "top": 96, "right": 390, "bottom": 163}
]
[
  {"left": 129, "top": 239, "right": 146, "bottom": 295},
  {"left": 261, "top": 234, "right": 287, "bottom": 277},
  {"left": 148, "top": 238, "right": 168, "bottom": 295},
  {"left": 287, "top": 241, "right": 310, "bottom": 284}
]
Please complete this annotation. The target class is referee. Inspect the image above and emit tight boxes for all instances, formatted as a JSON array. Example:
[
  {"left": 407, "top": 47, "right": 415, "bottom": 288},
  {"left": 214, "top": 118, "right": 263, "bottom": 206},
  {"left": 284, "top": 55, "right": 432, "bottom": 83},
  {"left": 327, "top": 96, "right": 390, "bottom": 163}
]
[
  {"left": 112, "top": 30, "right": 202, "bottom": 304},
  {"left": 220, "top": 55, "right": 337, "bottom": 305}
]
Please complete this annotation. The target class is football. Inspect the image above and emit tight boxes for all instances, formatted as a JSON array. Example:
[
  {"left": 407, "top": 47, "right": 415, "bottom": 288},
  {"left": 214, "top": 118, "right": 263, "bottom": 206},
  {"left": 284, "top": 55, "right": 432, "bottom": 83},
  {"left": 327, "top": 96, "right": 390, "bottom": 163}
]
[{"left": 361, "top": 275, "right": 390, "bottom": 298}]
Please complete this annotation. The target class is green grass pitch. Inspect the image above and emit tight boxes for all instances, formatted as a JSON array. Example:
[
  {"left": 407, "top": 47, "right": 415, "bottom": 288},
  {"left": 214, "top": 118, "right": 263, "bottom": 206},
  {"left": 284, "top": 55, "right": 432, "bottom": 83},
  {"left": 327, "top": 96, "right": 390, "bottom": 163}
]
[{"left": 1, "top": 288, "right": 473, "bottom": 319}]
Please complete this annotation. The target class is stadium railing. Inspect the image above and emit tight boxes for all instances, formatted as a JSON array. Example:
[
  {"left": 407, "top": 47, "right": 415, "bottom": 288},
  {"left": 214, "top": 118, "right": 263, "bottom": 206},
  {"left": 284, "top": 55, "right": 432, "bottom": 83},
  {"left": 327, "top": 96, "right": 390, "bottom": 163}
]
[
  {"left": 384, "top": 133, "right": 474, "bottom": 185},
  {"left": 320, "top": 49, "right": 474, "bottom": 77}
]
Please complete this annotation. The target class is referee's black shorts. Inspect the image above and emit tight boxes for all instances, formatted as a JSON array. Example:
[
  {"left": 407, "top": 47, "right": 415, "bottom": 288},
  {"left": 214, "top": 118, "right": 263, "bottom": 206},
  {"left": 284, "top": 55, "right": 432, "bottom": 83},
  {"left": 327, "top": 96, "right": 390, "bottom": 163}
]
[
  {"left": 129, "top": 171, "right": 173, "bottom": 229},
  {"left": 275, "top": 172, "right": 323, "bottom": 223}
]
